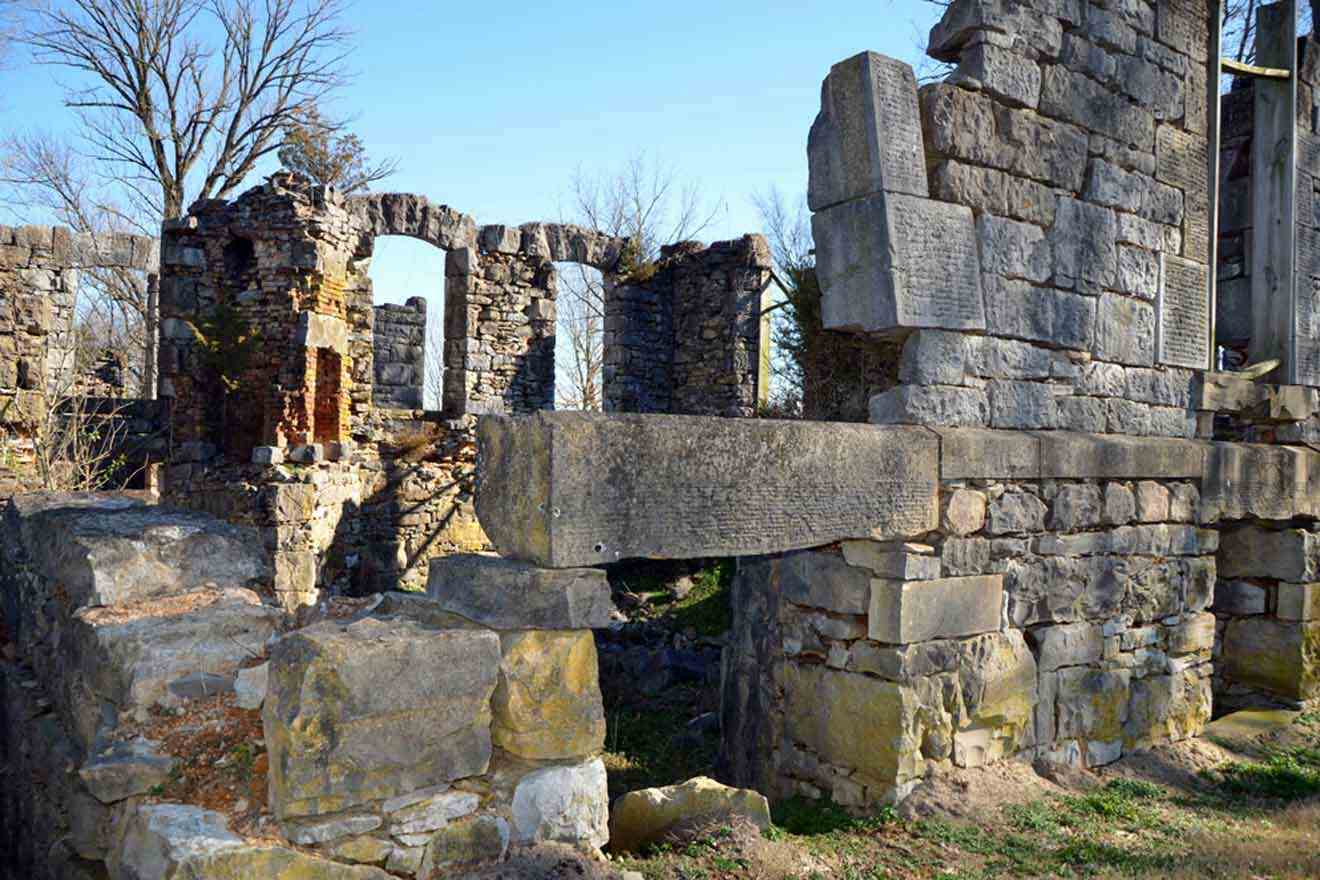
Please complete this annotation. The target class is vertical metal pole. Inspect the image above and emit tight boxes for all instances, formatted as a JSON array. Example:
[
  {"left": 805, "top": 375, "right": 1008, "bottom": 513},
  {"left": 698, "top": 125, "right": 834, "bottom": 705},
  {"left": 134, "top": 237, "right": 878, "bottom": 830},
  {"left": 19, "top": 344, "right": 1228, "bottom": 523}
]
[
  {"left": 144, "top": 273, "right": 159, "bottom": 401},
  {"left": 1208, "top": 0, "right": 1224, "bottom": 370}
]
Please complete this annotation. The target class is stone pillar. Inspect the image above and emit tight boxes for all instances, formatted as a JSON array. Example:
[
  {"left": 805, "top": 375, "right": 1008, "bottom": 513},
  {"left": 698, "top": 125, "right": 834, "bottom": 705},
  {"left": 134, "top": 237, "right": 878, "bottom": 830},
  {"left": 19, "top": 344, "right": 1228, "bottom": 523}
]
[{"left": 372, "top": 296, "right": 427, "bottom": 410}]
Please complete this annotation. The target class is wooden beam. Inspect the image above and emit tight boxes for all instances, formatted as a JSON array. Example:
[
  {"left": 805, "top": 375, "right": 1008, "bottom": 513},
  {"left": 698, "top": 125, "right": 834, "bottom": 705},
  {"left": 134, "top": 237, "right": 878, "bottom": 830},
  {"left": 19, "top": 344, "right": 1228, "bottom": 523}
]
[{"left": 1222, "top": 57, "right": 1292, "bottom": 79}]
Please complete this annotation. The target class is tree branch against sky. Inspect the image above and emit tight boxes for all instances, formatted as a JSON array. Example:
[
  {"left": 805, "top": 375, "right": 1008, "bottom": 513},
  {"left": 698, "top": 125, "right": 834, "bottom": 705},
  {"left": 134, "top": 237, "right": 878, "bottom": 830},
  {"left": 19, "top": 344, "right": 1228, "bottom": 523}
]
[
  {"left": 277, "top": 101, "right": 397, "bottom": 194},
  {"left": 26, "top": 0, "right": 354, "bottom": 220}
]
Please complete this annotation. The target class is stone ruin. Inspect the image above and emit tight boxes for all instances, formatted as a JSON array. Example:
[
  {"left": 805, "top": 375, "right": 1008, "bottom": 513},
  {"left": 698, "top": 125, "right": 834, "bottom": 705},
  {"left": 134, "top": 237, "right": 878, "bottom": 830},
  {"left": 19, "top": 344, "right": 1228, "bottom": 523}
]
[{"left": 8, "top": 0, "right": 1320, "bottom": 877}]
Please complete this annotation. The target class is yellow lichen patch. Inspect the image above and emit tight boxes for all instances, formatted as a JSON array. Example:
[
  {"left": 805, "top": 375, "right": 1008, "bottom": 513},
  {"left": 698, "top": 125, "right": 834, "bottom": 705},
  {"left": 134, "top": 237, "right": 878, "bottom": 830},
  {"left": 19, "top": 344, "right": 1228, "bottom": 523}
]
[{"left": 492, "top": 630, "right": 605, "bottom": 761}]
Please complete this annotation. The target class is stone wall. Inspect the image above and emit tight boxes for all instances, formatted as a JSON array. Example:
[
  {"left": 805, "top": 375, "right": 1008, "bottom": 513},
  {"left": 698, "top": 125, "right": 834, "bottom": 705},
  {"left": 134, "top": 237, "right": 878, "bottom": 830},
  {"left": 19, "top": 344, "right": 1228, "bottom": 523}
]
[
  {"left": 372, "top": 297, "right": 426, "bottom": 410},
  {"left": 604, "top": 236, "right": 775, "bottom": 418},
  {"left": 0, "top": 495, "right": 613, "bottom": 879}
]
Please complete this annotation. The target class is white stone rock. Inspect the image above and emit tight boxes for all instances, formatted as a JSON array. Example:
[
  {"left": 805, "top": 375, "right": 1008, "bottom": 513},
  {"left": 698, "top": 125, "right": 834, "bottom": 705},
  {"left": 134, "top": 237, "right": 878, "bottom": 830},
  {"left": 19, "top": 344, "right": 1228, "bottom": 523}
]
[
  {"left": 510, "top": 758, "right": 609, "bottom": 850},
  {"left": 389, "top": 790, "right": 480, "bottom": 835},
  {"left": 234, "top": 662, "right": 269, "bottom": 710}
]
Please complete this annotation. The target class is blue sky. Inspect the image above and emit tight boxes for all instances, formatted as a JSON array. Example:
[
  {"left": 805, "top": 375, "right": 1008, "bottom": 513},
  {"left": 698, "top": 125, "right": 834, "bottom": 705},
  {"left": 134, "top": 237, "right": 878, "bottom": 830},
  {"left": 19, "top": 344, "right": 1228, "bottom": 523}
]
[{"left": 1, "top": 0, "right": 944, "bottom": 401}]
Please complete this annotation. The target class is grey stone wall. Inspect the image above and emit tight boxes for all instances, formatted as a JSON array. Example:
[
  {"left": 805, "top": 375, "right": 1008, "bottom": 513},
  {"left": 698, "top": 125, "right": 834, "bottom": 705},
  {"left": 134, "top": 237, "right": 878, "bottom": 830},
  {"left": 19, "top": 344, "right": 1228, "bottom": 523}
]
[
  {"left": 372, "top": 297, "right": 426, "bottom": 410},
  {"left": 604, "top": 236, "right": 774, "bottom": 418}
]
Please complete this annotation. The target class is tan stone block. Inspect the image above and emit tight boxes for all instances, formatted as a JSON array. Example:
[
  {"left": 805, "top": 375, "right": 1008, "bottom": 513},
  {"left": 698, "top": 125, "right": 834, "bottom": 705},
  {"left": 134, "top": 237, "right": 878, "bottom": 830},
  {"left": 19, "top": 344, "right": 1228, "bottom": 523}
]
[
  {"left": 1278, "top": 583, "right": 1320, "bottom": 621},
  {"left": 1220, "top": 618, "right": 1320, "bottom": 702},
  {"left": 840, "top": 541, "right": 941, "bottom": 580},
  {"left": 868, "top": 575, "right": 1002, "bottom": 644},
  {"left": 935, "top": 427, "right": 1041, "bottom": 479},
  {"left": 608, "top": 777, "right": 771, "bottom": 853},
  {"left": 783, "top": 663, "right": 923, "bottom": 789},
  {"left": 492, "top": 630, "right": 605, "bottom": 761},
  {"left": 1168, "top": 612, "right": 1216, "bottom": 654},
  {"left": 943, "top": 488, "right": 988, "bottom": 536}
]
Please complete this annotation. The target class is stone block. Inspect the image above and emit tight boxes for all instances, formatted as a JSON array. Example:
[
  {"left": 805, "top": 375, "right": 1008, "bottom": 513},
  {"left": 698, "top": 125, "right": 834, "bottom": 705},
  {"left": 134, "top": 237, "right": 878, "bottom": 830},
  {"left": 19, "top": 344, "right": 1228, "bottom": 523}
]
[
  {"left": 1030, "top": 622, "right": 1103, "bottom": 671},
  {"left": 426, "top": 554, "right": 617, "bottom": 630},
  {"left": 492, "top": 630, "right": 605, "bottom": 761},
  {"left": 1051, "top": 484, "right": 1103, "bottom": 531},
  {"left": 814, "top": 192, "right": 985, "bottom": 334},
  {"left": 63, "top": 588, "right": 279, "bottom": 749},
  {"left": 264, "top": 617, "right": 500, "bottom": 819},
  {"left": 953, "top": 630, "right": 1038, "bottom": 767},
  {"left": 78, "top": 738, "right": 175, "bottom": 804},
  {"left": 978, "top": 215, "right": 1051, "bottom": 283},
  {"left": 1168, "top": 612, "right": 1216, "bottom": 654},
  {"left": 1214, "top": 580, "right": 1267, "bottom": 616},
  {"left": 417, "top": 815, "right": 510, "bottom": 875},
  {"left": 987, "top": 490, "right": 1047, "bottom": 535},
  {"left": 1050, "top": 197, "right": 1118, "bottom": 291},
  {"left": 870, "top": 384, "right": 989, "bottom": 427},
  {"left": 943, "top": 488, "right": 988, "bottom": 536},
  {"left": 1103, "top": 483, "right": 1137, "bottom": 525},
  {"left": 1221, "top": 618, "right": 1320, "bottom": 701},
  {"left": 1202, "top": 443, "right": 1320, "bottom": 521},
  {"left": 1056, "top": 667, "right": 1131, "bottom": 746},
  {"left": 6, "top": 498, "right": 266, "bottom": 612},
  {"left": 475, "top": 413, "right": 939, "bottom": 568},
  {"left": 935, "top": 427, "right": 1041, "bottom": 479},
  {"left": 929, "top": 0, "right": 1064, "bottom": 61},
  {"left": 988, "top": 379, "right": 1057, "bottom": 429},
  {"left": 1135, "top": 481, "right": 1171, "bottom": 522},
  {"left": 957, "top": 41, "right": 1042, "bottom": 108},
  {"left": 1219, "top": 527, "right": 1320, "bottom": 582},
  {"left": 783, "top": 663, "right": 921, "bottom": 790},
  {"left": 234, "top": 662, "right": 268, "bottom": 710},
  {"left": 899, "top": 329, "right": 968, "bottom": 385},
  {"left": 868, "top": 575, "right": 1003, "bottom": 644},
  {"left": 510, "top": 758, "right": 609, "bottom": 850},
  {"left": 1037, "top": 432, "right": 1204, "bottom": 479},
  {"left": 1095, "top": 293, "right": 1156, "bottom": 366},
  {"left": 840, "top": 541, "right": 941, "bottom": 581},
  {"left": 808, "top": 52, "right": 928, "bottom": 211},
  {"left": 981, "top": 275, "right": 1096, "bottom": 350},
  {"left": 608, "top": 777, "right": 771, "bottom": 853},
  {"left": 1278, "top": 583, "right": 1320, "bottom": 621}
]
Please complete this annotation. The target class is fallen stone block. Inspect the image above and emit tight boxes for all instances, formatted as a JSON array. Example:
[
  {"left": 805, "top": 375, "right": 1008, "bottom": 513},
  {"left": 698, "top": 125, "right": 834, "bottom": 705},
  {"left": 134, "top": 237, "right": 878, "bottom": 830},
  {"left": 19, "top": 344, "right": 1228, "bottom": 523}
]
[
  {"left": 510, "top": 758, "right": 609, "bottom": 850},
  {"left": 78, "top": 738, "right": 175, "bottom": 804},
  {"left": 6, "top": 495, "right": 267, "bottom": 612},
  {"left": 264, "top": 617, "right": 500, "bottom": 819},
  {"left": 608, "top": 777, "right": 772, "bottom": 853},
  {"left": 62, "top": 587, "right": 280, "bottom": 748},
  {"left": 492, "top": 630, "right": 605, "bottom": 761},
  {"left": 426, "top": 554, "right": 617, "bottom": 630},
  {"left": 110, "top": 803, "right": 392, "bottom": 878},
  {"left": 475, "top": 413, "right": 939, "bottom": 568},
  {"left": 868, "top": 575, "right": 1003, "bottom": 644}
]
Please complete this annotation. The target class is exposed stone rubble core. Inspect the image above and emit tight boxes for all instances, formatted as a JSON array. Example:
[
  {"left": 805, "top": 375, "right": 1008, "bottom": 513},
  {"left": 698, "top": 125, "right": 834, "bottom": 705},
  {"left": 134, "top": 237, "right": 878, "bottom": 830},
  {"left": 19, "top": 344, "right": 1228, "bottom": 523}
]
[{"left": 1, "top": 495, "right": 618, "bottom": 879}]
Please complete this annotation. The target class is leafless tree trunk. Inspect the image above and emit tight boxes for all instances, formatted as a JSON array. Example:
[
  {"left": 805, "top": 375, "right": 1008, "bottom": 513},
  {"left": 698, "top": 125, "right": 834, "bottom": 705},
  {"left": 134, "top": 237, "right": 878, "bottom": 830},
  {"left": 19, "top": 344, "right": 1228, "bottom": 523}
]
[
  {"left": 26, "top": 0, "right": 352, "bottom": 220},
  {"left": 424, "top": 308, "right": 444, "bottom": 411},
  {"left": 555, "top": 153, "right": 722, "bottom": 411}
]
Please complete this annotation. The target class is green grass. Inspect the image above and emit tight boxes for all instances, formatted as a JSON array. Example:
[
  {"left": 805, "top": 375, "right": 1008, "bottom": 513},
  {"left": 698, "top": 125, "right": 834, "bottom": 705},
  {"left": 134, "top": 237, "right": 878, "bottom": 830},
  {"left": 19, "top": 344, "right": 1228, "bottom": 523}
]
[
  {"left": 771, "top": 797, "right": 895, "bottom": 837},
  {"left": 1215, "top": 746, "right": 1320, "bottom": 800},
  {"left": 603, "top": 706, "right": 719, "bottom": 800},
  {"left": 660, "top": 560, "right": 735, "bottom": 637}
]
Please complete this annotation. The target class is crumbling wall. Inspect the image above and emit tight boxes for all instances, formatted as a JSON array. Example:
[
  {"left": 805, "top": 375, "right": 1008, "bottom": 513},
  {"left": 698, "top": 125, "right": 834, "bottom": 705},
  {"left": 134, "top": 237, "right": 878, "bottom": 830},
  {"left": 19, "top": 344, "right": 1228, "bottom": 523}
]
[
  {"left": 604, "top": 235, "right": 775, "bottom": 418},
  {"left": 372, "top": 297, "right": 426, "bottom": 410}
]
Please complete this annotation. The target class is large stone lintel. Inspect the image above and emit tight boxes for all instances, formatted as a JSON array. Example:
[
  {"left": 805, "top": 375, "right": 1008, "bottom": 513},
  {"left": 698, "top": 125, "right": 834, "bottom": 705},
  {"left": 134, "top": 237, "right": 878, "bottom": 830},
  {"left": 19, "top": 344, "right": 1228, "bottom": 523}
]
[
  {"left": 474, "top": 413, "right": 940, "bottom": 568},
  {"left": 934, "top": 429, "right": 1205, "bottom": 480}
]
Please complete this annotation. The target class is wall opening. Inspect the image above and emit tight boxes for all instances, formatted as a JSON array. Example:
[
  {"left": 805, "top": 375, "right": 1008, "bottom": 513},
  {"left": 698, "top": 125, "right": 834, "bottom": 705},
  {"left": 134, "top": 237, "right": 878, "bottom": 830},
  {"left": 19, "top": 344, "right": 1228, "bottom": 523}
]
[
  {"left": 313, "top": 347, "right": 342, "bottom": 444},
  {"left": 553, "top": 261, "right": 603, "bottom": 411},
  {"left": 367, "top": 236, "right": 446, "bottom": 411}
]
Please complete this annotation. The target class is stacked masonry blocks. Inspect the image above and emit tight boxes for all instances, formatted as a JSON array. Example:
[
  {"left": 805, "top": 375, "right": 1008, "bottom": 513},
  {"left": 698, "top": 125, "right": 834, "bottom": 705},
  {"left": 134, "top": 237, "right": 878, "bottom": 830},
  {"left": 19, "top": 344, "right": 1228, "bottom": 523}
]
[
  {"left": 811, "top": 0, "right": 1215, "bottom": 435},
  {"left": 371, "top": 297, "right": 426, "bottom": 410}
]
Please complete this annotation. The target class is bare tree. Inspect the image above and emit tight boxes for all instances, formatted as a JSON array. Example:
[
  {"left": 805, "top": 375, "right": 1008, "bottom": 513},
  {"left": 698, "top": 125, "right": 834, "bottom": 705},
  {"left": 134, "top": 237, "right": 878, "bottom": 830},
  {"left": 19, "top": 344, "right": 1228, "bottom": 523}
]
[
  {"left": 26, "top": 0, "right": 353, "bottom": 220},
  {"left": 555, "top": 154, "right": 722, "bottom": 410},
  {"left": 424, "top": 309, "right": 443, "bottom": 410}
]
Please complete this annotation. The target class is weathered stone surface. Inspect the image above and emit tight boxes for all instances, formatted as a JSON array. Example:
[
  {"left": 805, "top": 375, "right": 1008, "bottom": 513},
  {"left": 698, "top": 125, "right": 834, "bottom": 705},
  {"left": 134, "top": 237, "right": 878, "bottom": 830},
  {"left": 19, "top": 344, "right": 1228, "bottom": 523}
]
[
  {"left": 1037, "top": 432, "right": 1204, "bottom": 479},
  {"left": 1030, "top": 623, "right": 1103, "bottom": 672},
  {"left": 426, "top": 554, "right": 617, "bottom": 630},
  {"left": 510, "top": 758, "right": 609, "bottom": 850},
  {"left": 109, "top": 803, "right": 244, "bottom": 879},
  {"left": 492, "top": 630, "right": 605, "bottom": 761},
  {"left": 388, "top": 789, "right": 480, "bottom": 835},
  {"left": 840, "top": 542, "right": 941, "bottom": 581},
  {"left": 783, "top": 663, "right": 921, "bottom": 789},
  {"left": 78, "top": 738, "right": 175, "bottom": 804},
  {"left": 1056, "top": 667, "right": 1131, "bottom": 758},
  {"left": 954, "top": 631, "right": 1038, "bottom": 768},
  {"left": 418, "top": 815, "right": 511, "bottom": 875},
  {"left": 1202, "top": 443, "right": 1320, "bottom": 521},
  {"left": 868, "top": 575, "right": 1003, "bottom": 644},
  {"left": 1221, "top": 618, "right": 1320, "bottom": 701},
  {"left": 264, "top": 617, "right": 500, "bottom": 818},
  {"left": 608, "top": 777, "right": 772, "bottom": 853},
  {"left": 63, "top": 588, "right": 279, "bottom": 747},
  {"left": 234, "top": 662, "right": 268, "bottom": 710},
  {"left": 1219, "top": 527, "right": 1320, "bottom": 582},
  {"left": 935, "top": 427, "right": 1041, "bottom": 479},
  {"left": 870, "top": 384, "right": 989, "bottom": 427},
  {"left": 943, "top": 488, "right": 988, "bottom": 536},
  {"left": 814, "top": 192, "right": 985, "bottom": 334},
  {"left": 778, "top": 549, "right": 875, "bottom": 614},
  {"left": 987, "top": 490, "right": 1048, "bottom": 535},
  {"left": 475, "top": 413, "right": 939, "bottom": 568},
  {"left": 1214, "top": 580, "right": 1267, "bottom": 616},
  {"left": 1168, "top": 612, "right": 1216, "bottom": 654},
  {"left": 1096, "top": 293, "right": 1156, "bottom": 366},
  {"left": 284, "top": 813, "right": 382, "bottom": 845},
  {"left": 6, "top": 496, "right": 266, "bottom": 610},
  {"left": 808, "top": 52, "right": 928, "bottom": 210},
  {"left": 1103, "top": 483, "right": 1137, "bottom": 525},
  {"left": 1278, "top": 583, "right": 1320, "bottom": 622},
  {"left": 1050, "top": 484, "right": 1103, "bottom": 531}
]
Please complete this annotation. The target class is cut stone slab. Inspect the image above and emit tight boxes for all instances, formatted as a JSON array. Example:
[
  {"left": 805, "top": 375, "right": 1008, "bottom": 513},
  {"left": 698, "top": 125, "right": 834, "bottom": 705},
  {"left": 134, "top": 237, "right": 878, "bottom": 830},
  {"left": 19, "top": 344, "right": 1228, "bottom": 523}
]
[
  {"left": 426, "top": 554, "right": 618, "bottom": 630},
  {"left": 1220, "top": 618, "right": 1320, "bottom": 701},
  {"left": 1037, "top": 432, "right": 1205, "bottom": 479},
  {"left": 1219, "top": 527, "right": 1320, "bottom": 582},
  {"left": 935, "top": 428, "right": 1041, "bottom": 479},
  {"left": 778, "top": 549, "right": 873, "bottom": 614},
  {"left": 868, "top": 575, "right": 1003, "bottom": 644},
  {"left": 6, "top": 495, "right": 266, "bottom": 610},
  {"left": 63, "top": 588, "right": 280, "bottom": 748},
  {"left": 78, "top": 737, "right": 175, "bottom": 804},
  {"left": 841, "top": 541, "right": 941, "bottom": 580},
  {"left": 808, "top": 51, "right": 929, "bottom": 211},
  {"left": 492, "top": 630, "right": 606, "bottom": 761},
  {"left": 510, "top": 758, "right": 609, "bottom": 850},
  {"left": 264, "top": 617, "right": 500, "bottom": 819},
  {"left": 475, "top": 413, "right": 939, "bottom": 568},
  {"left": 814, "top": 192, "right": 985, "bottom": 335},
  {"left": 608, "top": 777, "right": 772, "bottom": 853},
  {"left": 1203, "top": 708, "right": 1301, "bottom": 747},
  {"left": 1202, "top": 442, "right": 1320, "bottom": 521}
]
